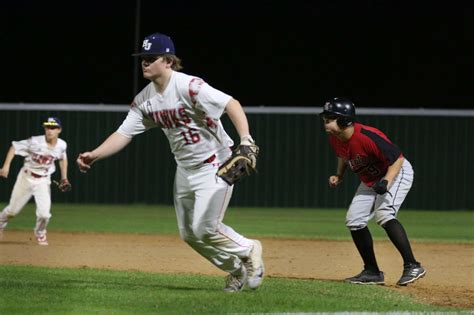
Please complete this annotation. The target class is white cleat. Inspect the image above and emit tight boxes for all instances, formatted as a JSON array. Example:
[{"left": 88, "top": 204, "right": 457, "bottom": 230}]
[
  {"left": 36, "top": 235, "right": 49, "bottom": 246},
  {"left": 244, "top": 239, "right": 265, "bottom": 289}
]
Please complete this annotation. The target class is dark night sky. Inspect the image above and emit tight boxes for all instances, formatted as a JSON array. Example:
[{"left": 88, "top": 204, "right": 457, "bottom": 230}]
[{"left": 1, "top": 1, "right": 473, "bottom": 108}]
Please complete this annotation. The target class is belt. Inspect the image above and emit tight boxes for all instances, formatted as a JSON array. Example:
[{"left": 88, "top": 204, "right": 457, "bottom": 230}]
[
  {"left": 203, "top": 154, "right": 216, "bottom": 164},
  {"left": 24, "top": 169, "right": 47, "bottom": 178}
]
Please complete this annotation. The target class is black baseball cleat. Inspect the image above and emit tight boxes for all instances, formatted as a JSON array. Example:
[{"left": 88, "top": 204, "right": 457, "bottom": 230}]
[
  {"left": 397, "top": 263, "right": 426, "bottom": 286},
  {"left": 345, "top": 269, "right": 385, "bottom": 285}
]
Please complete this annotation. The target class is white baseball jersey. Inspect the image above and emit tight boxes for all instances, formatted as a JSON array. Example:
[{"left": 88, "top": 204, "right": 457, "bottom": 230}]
[
  {"left": 117, "top": 71, "right": 234, "bottom": 168},
  {"left": 12, "top": 135, "right": 67, "bottom": 176}
]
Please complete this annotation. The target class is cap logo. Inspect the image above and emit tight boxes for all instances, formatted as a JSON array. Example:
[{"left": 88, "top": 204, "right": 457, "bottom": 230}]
[
  {"left": 324, "top": 102, "right": 330, "bottom": 110},
  {"left": 42, "top": 117, "right": 61, "bottom": 127},
  {"left": 142, "top": 39, "right": 152, "bottom": 51}
]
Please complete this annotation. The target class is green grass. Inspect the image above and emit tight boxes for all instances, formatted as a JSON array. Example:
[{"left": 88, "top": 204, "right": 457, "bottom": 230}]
[
  {"left": 1, "top": 203, "right": 472, "bottom": 313},
  {"left": 0, "top": 265, "right": 452, "bottom": 314},
  {"left": 4, "top": 203, "right": 473, "bottom": 242}
]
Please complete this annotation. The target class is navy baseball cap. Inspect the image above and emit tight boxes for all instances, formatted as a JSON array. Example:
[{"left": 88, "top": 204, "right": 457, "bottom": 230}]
[
  {"left": 132, "top": 33, "right": 176, "bottom": 56},
  {"left": 42, "top": 117, "right": 62, "bottom": 128}
]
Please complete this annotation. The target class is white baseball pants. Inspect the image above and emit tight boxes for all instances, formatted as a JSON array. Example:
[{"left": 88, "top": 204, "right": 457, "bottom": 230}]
[
  {"left": 346, "top": 159, "right": 414, "bottom": 230},
  {"left": 174, "top": 159, "right": 253, "bottom": 275},
  {"left": 0, "top": 167, "right": 52, "bottom": 237}
]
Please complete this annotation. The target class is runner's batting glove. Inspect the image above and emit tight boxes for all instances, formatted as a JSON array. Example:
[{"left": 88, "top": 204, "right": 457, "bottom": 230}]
[{"left": 372, "top": 179, "right": 388, "bottom": 194}]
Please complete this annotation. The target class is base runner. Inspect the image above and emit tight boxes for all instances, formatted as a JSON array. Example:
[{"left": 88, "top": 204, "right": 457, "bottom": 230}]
[{"left": 320, "top": 97, "right": 426, "bottom": 286}]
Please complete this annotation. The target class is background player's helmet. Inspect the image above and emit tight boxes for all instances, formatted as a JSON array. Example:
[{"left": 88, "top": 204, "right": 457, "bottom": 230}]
[{"left": 319, "top": 97, "right": 356, "bottom": 128}]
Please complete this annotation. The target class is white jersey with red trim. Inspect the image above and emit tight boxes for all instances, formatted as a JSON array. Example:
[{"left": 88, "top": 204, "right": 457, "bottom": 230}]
[
  {"left": 12, "top": 135, "right": 67, "bottom": 176},
  {"left": 117, "top": 71, "right": 234, "bottom": 168}
]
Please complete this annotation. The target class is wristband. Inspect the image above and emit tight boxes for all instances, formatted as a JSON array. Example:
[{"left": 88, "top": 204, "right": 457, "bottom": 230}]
[{"left": 240, "top": 135, "right": 255, "bottom": 146}]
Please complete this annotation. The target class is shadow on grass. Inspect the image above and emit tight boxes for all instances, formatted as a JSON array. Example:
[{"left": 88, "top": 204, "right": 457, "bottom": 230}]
[{"left": 20, "top": 278, "right": 213, "bottom": 292}]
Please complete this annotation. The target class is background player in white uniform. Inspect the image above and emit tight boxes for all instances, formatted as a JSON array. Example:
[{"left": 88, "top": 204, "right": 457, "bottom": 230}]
[
  {"left": 0, "top": 117, "right": 69, "bottom": 245},
  {"left": 76, "top": 32, "right": 264, "bottom": 292}
]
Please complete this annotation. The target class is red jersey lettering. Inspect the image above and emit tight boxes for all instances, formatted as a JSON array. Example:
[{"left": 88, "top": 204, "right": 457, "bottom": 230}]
[
  {"left": 206, "top": 117, "right": 217, "bottom": 129},
  {"left": 31, "top": 153, "right": 55, "bottom": 165},
  {"left": 148, "top": 106, "right": 192, "bottom": 129},
  {"left": 178, "top": 107, "right": 191, "bottom": 124}
]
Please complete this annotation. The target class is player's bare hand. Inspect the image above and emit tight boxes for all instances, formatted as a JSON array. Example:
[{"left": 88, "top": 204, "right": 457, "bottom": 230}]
[
  {"left": 76, "top": 152, "right": 96, "bottom": 173},
  {"left": 0, "top": 167, "right": 9, "bottom": 178},
  {"left": 329, "top": 175, "right": 342, "bottom": 188}
]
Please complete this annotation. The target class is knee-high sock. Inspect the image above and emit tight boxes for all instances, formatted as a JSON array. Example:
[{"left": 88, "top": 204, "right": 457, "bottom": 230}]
[
  {"left": 383, "top": 219, "right": 417, "bottom": 265},
  {"left": 350, "top": 227, "right": 380, "bottom": 272}
]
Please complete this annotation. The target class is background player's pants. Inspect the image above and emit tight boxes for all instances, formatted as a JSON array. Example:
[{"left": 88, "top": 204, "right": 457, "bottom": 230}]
[
  {"left": 346, "top": 159, "right": 414, "bottom": 230},
  {"left": 0, "top": 168, "right": 52, "bottom": 237},
  {"left": 174, "top": 156, "right": 253, "bottom": 275}
]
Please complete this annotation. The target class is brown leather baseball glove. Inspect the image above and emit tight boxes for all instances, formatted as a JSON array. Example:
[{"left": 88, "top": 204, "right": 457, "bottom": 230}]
[
  {"left": 54, "top": 179, "right": 72, "bottom": 192},
  {"left": 217, "top": 143, "right": 259, "bottom": 186}
]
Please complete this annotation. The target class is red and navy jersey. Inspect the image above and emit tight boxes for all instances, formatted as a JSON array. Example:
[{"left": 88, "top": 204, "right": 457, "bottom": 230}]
[{"left": 328, "top": 123, "right": 403, "bottom": 187}]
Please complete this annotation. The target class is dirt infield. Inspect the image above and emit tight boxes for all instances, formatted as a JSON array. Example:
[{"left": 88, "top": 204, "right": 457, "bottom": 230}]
[{"left": 1, "top": 231, "right": 473, "bottom": 309}]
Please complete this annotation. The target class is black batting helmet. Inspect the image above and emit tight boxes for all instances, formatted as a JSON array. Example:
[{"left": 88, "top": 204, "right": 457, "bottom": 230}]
[{"left": 319, "top": 97, "right": 356, "bottom": 128}]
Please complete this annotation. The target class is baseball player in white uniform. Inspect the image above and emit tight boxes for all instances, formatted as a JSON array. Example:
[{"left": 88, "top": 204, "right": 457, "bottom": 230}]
[
  {"left": 76, "top": 32, "right": 264, "bottom": 292},
  {"left": 0, "top": 117, "right": 69, "bottom": 245}
]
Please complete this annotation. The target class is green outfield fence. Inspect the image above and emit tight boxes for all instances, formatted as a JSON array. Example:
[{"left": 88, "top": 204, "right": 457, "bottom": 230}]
[{"left": 0, "top": 104, "right": 473, "bottom": 210}]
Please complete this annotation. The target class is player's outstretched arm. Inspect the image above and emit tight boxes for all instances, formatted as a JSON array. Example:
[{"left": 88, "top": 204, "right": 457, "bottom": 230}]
[
  {"left": 77, "top": 132, "right": 132, "bottom": 173},
  {"left": 0, "top": 146, "right": 15, "bottom": 178}
]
